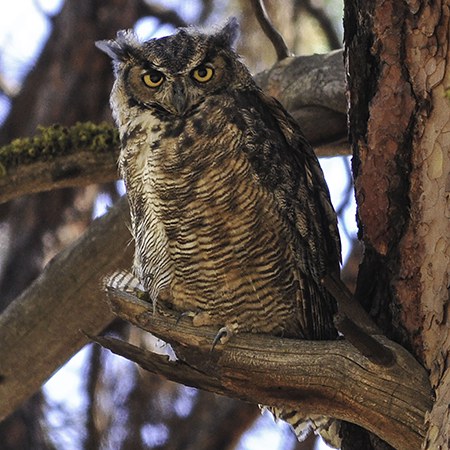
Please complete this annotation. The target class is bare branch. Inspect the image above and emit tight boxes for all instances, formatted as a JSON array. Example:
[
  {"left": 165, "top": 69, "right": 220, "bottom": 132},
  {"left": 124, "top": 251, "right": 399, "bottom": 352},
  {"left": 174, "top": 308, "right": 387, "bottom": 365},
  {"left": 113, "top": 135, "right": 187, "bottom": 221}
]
[
  {"left": 295, "top": 0, "right": 341, "bottom": 50},
  {"left": 91, "top": 290, "right": 432, "bottom": 450},
  {"left": 0, "top": 197, "right": 132, "bottom": 420},
  {"left": 249, "top": 0, "right": 291, "bottom": 60}
]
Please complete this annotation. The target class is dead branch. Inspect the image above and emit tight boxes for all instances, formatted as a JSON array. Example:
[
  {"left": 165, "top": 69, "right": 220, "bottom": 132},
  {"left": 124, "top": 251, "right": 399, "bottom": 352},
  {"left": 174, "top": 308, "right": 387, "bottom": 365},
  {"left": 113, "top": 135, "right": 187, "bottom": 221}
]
[
  {"left": 296, "top": 0, "right": 341, "bottom": 50},
  {"left": 91, "top": 290, "right": 432, "bottom": 450},
  {"left": 249, "top": 0, "right": 291, "bottom": 60}
]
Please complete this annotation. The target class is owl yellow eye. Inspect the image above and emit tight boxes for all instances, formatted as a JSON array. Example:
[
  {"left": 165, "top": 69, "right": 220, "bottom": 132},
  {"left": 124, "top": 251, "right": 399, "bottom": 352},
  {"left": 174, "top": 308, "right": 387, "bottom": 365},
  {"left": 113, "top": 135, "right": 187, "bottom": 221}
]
[
  {"left": 142, "top": 71, "right": 164, "bottom": 88},
  {"left": 192, "top": 65, "right": 214, "bottom": 83}
]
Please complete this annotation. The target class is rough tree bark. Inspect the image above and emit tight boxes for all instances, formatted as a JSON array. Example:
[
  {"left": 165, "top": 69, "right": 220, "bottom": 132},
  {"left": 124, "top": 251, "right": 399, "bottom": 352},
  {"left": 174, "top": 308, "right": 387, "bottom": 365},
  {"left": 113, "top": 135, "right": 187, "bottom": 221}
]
[{"left": 345, "top": 0, "right": 450, "bottom": 448}]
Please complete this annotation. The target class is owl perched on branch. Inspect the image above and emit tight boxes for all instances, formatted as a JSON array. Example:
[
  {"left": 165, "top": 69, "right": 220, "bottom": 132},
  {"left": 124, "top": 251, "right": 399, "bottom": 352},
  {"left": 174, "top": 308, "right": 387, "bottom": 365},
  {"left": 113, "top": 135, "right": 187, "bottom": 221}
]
[{"left": 97, "top": 18, "right": 341, "bottom": 445}]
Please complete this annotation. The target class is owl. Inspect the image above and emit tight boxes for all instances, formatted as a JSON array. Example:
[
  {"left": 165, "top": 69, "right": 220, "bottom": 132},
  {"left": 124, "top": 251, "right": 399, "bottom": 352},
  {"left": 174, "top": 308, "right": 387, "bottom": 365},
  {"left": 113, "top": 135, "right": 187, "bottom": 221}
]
[{"left": 97, "top": 18, "right": 341, "bottom": 445}]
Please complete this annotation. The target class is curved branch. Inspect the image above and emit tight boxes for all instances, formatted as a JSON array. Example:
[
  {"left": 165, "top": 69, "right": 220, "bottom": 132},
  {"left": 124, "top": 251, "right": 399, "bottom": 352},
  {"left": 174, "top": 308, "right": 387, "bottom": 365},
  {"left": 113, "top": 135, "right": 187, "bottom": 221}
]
[
  {"left": 93, "top": 290, "right": 432, "bottom": 450},
  {"left": 296, "top": 0, "right": 341, "bottom": 50},
  {"left": 250, "top": 0, "right": 291, "bottom": 60}
]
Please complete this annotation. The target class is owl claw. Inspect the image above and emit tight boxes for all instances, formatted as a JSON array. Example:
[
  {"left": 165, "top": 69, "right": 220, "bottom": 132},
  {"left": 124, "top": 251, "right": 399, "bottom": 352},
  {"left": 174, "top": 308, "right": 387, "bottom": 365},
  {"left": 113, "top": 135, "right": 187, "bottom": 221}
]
[{"left": 211, "top": 326, "right": 233, "bottom": 351}]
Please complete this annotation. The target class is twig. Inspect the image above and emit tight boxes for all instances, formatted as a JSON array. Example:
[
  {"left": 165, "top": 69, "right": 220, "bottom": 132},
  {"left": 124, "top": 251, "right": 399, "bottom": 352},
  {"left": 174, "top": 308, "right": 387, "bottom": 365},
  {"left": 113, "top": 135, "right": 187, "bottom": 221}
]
[
  {"left": 250, "top": 0, "right": 291, "bottom": 60},
  {"left": 322, "top": 272, "right": 380, "bottom": 334},
  {"left": 333, "top": 313, "right": 394, "bottom": 366},
  {"left": 295, "top": 0, "right": 341, "bottom": 50}
]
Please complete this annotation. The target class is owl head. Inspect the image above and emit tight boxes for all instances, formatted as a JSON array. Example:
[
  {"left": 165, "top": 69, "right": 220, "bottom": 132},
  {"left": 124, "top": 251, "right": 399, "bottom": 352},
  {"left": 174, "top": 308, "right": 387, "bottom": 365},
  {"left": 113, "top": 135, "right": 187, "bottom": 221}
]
[{"left": 96, "top": 18, "right": 254, "bottom": 119}]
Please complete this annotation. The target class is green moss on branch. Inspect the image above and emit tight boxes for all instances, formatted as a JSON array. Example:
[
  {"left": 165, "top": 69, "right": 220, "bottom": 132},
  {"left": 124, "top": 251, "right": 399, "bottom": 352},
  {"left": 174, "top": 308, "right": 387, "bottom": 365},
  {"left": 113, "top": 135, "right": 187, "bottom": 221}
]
[{"left": 0, "top": 122, "right": 119, "bottom": 175}]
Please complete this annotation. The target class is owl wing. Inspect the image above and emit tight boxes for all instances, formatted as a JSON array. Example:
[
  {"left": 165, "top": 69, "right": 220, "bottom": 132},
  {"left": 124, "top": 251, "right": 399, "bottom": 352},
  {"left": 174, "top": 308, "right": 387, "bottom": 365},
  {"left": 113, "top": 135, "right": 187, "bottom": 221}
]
[
  {"left": 265, "top": 91, "right": 341, "bottom": 271},
  {"left": 234, "top": 88, "right": 341, "bottom": 339}
]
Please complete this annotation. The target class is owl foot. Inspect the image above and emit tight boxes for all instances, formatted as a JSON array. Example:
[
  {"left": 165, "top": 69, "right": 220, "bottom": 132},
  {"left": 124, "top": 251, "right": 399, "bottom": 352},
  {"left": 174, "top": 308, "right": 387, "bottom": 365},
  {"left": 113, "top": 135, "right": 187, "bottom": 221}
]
[{"left": 175, "top": 310, "right": 237, "bottom": 350}]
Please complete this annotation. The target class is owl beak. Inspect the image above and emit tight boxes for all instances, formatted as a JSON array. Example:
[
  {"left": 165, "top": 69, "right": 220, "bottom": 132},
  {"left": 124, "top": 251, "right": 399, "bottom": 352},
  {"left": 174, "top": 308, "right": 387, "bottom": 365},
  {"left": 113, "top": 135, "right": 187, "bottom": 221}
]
[{"left": 171, "top": 81, "right": 188, "bottom": 115}]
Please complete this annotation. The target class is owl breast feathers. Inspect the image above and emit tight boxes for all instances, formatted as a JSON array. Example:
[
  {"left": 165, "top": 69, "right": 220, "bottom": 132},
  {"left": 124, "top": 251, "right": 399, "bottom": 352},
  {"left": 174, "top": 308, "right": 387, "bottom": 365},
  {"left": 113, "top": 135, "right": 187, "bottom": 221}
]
[{"left": 97, "top": 18, "right": 341, "bottom": 342}]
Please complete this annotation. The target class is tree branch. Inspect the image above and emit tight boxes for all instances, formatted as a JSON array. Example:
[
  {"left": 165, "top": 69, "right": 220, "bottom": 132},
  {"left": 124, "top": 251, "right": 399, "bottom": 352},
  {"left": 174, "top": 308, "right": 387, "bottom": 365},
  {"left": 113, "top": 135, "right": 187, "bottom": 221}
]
[
  {"left": 0, "top": 49, "right": 349, "bottom": 429},
  {"left": 296, "top": 0, "right": 342, "bottom": 50},
  {"left": 91, "top": 290, "right": 432, "bottom": 450},
  {"left": 254, "top": 49, "right": 347, "bottom": 149},
  {"left": 0, "top": 197, "right": 132, "bottom": 420},
  {"left": 0, "top": 122, "right": 119, "bottom": 204},
  {"left": 249, "top": 0, "right": 291, "bottom": 60}
]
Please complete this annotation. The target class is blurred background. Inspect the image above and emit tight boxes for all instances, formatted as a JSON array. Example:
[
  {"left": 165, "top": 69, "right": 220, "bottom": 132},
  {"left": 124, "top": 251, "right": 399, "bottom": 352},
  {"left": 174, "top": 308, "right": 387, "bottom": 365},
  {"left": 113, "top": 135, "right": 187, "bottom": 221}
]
[{"left": 0, "top": 1, "right": 356, "bottom": 449}]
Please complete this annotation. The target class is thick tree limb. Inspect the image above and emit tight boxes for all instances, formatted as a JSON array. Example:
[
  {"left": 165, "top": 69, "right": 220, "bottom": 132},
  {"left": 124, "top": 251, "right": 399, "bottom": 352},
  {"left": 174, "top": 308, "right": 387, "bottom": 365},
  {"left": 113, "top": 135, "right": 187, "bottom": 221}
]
[
  {"left": 0, "top": 197, "right": 131, "bottom": 420},
  {"left": 0, "top": 51, "right": 347, "bottom": 205},
  {"left": 0, "top": 172, "right": 432, "bottom": 450},
  {"left": 91, "top": 290, "right": 432, "bottom": 450},
  {"left": 254, "top": 49, "right": 347, "bottom": 149}
]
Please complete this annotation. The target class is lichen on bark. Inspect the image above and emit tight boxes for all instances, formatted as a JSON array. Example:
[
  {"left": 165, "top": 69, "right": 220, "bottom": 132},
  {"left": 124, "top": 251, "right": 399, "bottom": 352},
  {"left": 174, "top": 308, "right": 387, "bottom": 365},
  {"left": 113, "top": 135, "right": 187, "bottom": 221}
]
[{"left": 0, "top": 121, "right": 119, "bottom": 176}]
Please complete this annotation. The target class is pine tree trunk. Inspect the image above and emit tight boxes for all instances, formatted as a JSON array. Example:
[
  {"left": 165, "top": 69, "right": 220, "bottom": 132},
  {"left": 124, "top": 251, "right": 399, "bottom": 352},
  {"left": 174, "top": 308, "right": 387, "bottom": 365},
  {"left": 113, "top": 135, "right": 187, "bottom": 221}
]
[{"left": 344, "top": 1, "right": 450, "bottom": 448}]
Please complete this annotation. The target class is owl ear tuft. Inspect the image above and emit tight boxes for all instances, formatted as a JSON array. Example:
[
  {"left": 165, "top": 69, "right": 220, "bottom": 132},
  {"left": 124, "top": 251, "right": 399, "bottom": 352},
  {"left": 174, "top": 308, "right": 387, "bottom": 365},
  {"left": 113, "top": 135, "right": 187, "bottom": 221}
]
[
  {"left": 96, "top": 29, "right": 140, "bottom": 62},
  {"left": 215, "top": 17, "right": 240, "bottom": 50}
]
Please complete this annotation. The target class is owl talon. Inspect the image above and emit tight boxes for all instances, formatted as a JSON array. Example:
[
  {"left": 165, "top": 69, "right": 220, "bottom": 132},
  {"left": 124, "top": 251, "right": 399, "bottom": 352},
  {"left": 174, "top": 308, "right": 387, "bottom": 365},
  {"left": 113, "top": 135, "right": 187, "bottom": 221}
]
[{"left": 211, "top": 326, "right": 233, "bottom": 351}]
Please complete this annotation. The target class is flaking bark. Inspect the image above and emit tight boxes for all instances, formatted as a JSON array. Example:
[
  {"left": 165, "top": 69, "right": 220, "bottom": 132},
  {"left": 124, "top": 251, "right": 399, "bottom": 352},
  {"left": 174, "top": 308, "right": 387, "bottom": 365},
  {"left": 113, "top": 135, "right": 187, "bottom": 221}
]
[{"left": 345, "top": 0, "right": 450, "bottom": 448}]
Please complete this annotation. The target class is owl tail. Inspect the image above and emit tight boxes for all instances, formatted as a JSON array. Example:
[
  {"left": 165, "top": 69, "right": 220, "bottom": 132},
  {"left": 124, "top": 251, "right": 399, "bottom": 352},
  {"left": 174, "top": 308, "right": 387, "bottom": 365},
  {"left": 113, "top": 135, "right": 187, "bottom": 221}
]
[{"left": 265, "top": 406, "right": 342, "bottom": 448}]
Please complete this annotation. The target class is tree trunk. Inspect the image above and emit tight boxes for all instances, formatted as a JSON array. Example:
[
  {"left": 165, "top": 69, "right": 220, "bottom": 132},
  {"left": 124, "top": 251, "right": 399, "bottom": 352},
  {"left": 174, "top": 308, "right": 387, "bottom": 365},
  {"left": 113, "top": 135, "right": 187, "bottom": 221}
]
[{"left": 344, "top": 0, "right": 450, "bottom": 448}]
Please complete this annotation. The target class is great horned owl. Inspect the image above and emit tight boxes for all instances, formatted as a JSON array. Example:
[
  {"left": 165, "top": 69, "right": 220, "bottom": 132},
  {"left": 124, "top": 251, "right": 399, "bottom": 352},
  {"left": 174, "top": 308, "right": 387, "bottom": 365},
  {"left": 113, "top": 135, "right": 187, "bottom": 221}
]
[{"left": 97, "top": 18, "right": 341, "bottom": 445}]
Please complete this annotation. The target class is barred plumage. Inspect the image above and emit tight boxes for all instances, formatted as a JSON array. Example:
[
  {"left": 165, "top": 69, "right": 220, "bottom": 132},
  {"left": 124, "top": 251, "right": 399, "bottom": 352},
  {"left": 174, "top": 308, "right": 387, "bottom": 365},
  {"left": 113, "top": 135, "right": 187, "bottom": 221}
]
[{"left": 98, "top": 18, "right": 341, "bottom": 447}]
